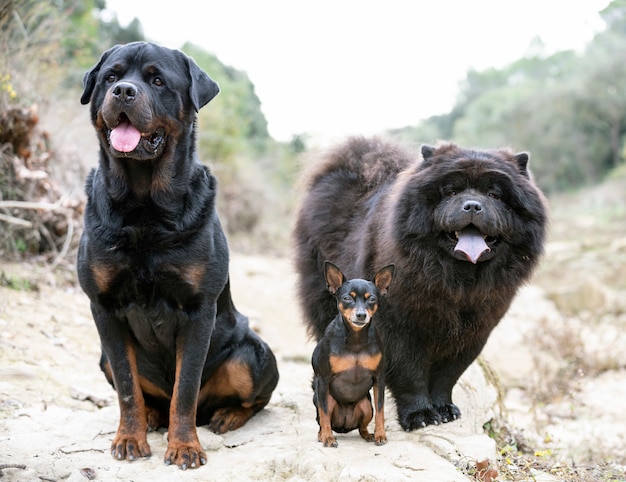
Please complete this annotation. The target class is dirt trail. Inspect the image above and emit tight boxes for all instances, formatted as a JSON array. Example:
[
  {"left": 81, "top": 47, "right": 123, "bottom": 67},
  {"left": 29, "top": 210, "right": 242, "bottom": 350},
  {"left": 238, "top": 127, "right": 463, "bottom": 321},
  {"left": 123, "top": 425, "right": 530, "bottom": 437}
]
[{"left": 1, "top": 253, "right": 625, "bottom": 481}]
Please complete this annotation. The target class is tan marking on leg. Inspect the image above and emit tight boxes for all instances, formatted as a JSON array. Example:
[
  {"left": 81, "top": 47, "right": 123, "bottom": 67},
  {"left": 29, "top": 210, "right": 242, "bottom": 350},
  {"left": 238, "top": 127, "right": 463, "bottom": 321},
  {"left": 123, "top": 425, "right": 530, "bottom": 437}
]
[
  {"left": 373, "top": 384, "right": 387, "bottom": 445},
  {"left": 165, "top": 346, "right": 205, "bottom": 469},
  {"left": 356, "top": 397, "right": 374, "bottom": 442},
  {"left": 199, "top": 359, "right": 254, "bottom": 402},
  {"left": 318, "top": 393, "right": 338, "bottom": 447},
  {"left": 111, "top": 341, "right": 151, "bottom": 461}
]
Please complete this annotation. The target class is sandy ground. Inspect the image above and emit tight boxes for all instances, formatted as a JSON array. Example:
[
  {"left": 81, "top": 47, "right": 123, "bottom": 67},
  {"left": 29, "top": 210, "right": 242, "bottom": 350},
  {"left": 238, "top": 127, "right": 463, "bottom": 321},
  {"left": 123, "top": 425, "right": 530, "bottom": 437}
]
[{"left": 1, "top": 253, "right": 625, "bottom": 481}]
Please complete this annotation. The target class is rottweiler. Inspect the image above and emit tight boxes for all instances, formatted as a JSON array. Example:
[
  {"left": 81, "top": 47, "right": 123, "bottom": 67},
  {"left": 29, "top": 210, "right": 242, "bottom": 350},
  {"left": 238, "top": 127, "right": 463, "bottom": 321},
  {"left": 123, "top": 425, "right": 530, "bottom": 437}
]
[{"left": 77, "top": 42, "right": 279, "bottom": 470}]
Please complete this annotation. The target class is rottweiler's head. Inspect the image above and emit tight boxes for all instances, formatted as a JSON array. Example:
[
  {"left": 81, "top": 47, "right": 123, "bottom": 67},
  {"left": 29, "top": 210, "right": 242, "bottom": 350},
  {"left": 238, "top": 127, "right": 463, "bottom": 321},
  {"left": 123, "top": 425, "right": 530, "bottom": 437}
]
[{"left": 80, "top": 41, "right": 219, "bottom": 162}]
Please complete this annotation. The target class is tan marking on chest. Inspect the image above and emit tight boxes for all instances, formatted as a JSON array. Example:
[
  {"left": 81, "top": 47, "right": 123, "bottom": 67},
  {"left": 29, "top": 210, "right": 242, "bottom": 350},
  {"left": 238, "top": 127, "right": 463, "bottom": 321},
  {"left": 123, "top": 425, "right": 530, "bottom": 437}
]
[
  {"left": 199, "top": 359, "right": 253, "bottom": 402},
  {"left": 164, "top": 263, "right": 206, "bottom": 292},
  {"left": 329, "top": 352, "right": 382, "bottom": 373},
  {"left": 91, "top": 263, "right": 119, "bottom": 293}
]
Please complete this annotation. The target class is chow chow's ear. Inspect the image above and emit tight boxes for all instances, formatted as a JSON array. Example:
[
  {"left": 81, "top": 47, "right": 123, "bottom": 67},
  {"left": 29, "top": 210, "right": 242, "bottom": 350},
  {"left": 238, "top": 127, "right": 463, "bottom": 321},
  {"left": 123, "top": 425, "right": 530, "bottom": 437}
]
[
  {"left": 81, "top": 44, "right": 122, "bottom": 105},
  {"left": 324, "top": 261, "right": 345, "bottom": 295},
  {"left": 515, "top": 152, "right": 530, "bottom": 178},
  {"left": 421, "top": 145, "right": 436, "bottom": 164}
]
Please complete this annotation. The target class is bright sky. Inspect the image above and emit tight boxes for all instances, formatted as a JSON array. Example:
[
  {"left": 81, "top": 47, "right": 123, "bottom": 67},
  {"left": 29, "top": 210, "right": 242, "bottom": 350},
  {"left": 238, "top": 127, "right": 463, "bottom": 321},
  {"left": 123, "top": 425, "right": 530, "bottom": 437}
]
[{"left": 103, "top": 0, "right": 610, "bottom": 143}]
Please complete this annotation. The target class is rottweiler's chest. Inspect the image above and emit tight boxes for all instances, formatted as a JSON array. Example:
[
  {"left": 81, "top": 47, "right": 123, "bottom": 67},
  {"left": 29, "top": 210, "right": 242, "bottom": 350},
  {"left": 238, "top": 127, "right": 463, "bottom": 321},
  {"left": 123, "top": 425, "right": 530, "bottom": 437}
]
[
  {"left": 85, "top": 214, "right": 217, "bottom": 302},
  {"left": 91, "top": 257, "right": 206, "bottom": 308},
  {"left": 89, "top": 257, "right": 210, "bottom": 353}
]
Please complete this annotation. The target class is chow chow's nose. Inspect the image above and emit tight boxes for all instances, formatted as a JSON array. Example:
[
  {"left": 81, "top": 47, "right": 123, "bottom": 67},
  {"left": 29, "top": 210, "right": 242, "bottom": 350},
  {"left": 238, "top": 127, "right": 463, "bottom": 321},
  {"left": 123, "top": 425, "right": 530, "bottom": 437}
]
[{"left": 462, "top": 200, "right": 483, "bottom": 213}]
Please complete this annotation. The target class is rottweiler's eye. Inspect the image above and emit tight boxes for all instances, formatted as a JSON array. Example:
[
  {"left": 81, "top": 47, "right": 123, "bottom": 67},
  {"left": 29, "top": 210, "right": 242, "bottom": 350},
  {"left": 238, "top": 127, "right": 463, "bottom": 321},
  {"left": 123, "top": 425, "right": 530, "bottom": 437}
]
[
  {"left": 342, "top": 295, "right": 353, "bottom": 303},
  {"left": 106, "top": 74, "right": 116, "bottom": 83},
  {"left": 153, "top": 77, "right": 164, "bottom": 86},
  {"left": 368, "top": 296, "right": 377, "bottom": 304}
]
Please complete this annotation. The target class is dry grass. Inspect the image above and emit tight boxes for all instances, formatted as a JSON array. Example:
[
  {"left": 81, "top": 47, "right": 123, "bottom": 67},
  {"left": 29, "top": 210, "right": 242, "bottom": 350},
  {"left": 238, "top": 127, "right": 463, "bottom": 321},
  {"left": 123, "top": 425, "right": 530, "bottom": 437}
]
[{"left": 478, "top": 169, "right": 626, "bottom": 481}]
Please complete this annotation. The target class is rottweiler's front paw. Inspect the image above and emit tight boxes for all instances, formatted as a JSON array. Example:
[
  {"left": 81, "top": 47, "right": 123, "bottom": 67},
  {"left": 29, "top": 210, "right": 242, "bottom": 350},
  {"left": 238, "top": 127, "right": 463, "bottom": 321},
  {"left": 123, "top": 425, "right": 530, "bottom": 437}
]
[
  {"left": 111, "top": 434, "right": 151, "bottom": 461},
  {"left": 398, "top": 406, "right": 442, "bottom": 432},
  {"left": 435, "top": 403, "right": 461, "bottom": 423},
  {"left": 164, "top": 441, "right": 207, "bottom": 470}
]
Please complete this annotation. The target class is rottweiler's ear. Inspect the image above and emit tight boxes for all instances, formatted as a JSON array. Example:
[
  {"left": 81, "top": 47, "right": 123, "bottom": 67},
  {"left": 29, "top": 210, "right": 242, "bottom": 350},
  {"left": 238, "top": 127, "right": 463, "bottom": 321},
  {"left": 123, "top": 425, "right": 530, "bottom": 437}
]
[
  {"left": 324, "top": 261, "right": 345, "bottom": 295},
  {"left": 81, "top": 45, "right": 121, "bottom": 105},
  {"left": 373, "top": 264, "right": 395, "bottom": 296},
  {"left": 186, "top": 57, "right": 220, "bottom": 112}
]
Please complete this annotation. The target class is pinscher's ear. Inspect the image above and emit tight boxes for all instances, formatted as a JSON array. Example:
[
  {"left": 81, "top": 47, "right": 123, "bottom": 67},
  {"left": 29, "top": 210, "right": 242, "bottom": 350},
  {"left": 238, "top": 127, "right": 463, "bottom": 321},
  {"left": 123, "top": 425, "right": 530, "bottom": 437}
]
[
  {"left": 373, "top": 264, "right": 395, "bottom": 296},
  {"left": 324, "top": 261, "right": 345, "bottom": 295}
]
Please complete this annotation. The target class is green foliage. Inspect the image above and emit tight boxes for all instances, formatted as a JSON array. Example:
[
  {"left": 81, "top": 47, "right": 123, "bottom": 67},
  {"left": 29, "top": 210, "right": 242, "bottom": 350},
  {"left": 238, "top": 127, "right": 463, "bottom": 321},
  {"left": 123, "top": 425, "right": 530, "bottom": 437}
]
[
  {"left": 179, "top": 43, "right": 300, "bottom": 249},
  {"left": 0, "top": 271, "right": 33, "bottom": 291},
  {"left": 183, "top": 43, "right": 270, "bottom": 164},
  {"left": 1, "top": 0, "right": 301, "bottom": 254},
  {"left": 391, "top": 0, "right": 626, "bottom": 193}
]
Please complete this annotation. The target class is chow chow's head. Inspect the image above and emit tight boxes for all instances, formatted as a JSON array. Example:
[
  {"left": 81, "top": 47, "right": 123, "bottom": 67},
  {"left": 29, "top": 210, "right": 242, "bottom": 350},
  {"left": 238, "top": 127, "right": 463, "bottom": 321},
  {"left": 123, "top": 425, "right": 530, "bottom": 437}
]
[{"left": 395, "top": 143, "right": 547, "bottom": 272}]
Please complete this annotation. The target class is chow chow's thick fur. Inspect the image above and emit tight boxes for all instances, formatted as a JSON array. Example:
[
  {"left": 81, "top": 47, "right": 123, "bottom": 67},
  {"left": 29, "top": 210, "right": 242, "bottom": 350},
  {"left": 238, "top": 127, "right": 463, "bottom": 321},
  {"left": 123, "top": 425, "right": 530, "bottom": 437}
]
[{"left": 293, "top": 136, "right": 547, "bottom": 431}]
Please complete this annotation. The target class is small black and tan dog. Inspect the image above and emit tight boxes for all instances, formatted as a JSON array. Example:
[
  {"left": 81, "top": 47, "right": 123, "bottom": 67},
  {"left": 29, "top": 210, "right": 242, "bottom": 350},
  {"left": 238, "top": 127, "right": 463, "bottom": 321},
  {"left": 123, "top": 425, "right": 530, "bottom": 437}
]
[
  {"left": 78, "top": 42, "right": 278, "bottom": 470},
  {"left": 312, "top": 261, "right": 394, "bottom": 447}
]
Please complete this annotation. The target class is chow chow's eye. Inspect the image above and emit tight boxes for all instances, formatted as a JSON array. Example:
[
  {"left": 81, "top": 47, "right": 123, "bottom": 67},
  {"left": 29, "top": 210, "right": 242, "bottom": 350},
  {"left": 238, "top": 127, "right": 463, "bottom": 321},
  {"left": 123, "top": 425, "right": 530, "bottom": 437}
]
[
  {"left": 447, "top": 190, "right": 457, "bottom": 197},
  {"left": 153, "top": 77, "right": 164, "bottom": 86},
  {"left": 488, "top": 192, "right": 500, "bottom": 200}
]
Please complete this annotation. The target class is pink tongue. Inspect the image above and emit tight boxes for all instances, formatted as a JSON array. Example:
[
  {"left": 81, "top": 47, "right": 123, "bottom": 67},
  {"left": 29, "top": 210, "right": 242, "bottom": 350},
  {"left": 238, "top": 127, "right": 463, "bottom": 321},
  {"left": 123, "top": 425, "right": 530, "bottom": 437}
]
[
  {"left": 110, "top": 120, "right": 141, "bottom": 152},
  {"left": 454, "top": 227, "right": 490, "bottom": 264}
]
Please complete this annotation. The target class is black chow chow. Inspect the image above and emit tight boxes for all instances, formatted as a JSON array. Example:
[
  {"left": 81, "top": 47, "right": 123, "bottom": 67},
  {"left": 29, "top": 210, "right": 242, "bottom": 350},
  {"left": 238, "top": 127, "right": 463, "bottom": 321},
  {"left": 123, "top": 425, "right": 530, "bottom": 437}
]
[{"left": 293, "top": 136, "right": 547, "bottom": 431}]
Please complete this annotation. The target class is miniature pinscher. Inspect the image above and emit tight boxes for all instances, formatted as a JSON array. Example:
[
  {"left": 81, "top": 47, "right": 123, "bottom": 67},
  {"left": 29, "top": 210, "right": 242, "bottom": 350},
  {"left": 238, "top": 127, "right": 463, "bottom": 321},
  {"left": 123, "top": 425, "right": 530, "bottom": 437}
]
[{"left": 312, "top": 261, "right": 395, "bottom": 447}]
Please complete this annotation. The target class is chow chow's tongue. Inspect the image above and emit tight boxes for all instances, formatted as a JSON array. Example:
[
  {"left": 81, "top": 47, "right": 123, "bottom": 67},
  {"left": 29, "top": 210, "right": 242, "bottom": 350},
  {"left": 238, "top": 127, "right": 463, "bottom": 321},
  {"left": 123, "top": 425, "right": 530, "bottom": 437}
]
[
  {"left": 454, "top": 227, "right": 490, "bottom": 264},
  {"left": 110, "top": 120, "right": 141, "bottom": 152}
]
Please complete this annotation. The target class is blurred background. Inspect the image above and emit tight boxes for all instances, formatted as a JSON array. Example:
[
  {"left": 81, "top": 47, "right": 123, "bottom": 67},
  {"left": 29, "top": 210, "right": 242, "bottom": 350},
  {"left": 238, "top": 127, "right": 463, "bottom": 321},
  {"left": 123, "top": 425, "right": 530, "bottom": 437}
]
[
  {"left": 1, "top": 0, "right": 624, "bottom": 255},
  {"left": 1, "top": 0, "right": 625, "bottom": 478}
]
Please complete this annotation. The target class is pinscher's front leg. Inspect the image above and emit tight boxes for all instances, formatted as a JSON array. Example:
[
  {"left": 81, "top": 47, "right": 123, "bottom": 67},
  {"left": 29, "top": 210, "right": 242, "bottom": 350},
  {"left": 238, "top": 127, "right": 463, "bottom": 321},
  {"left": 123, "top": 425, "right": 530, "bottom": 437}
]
[
  {"left": 314, "top": 377, "right": 338, "bottom": 447},
  {"left": 372, "top": 379, "right": 387, "bottom": 445}
]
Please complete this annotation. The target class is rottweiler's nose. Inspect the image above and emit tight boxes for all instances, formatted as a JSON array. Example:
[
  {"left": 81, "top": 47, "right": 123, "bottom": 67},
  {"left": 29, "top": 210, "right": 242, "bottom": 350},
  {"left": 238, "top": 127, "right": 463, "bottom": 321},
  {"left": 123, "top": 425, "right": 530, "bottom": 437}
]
[
  {"left": 112, "top": 82, "right": 137, "bottom": 103},
  {"left": 356, "top": 311, "right": 367, "bottom": 322}
]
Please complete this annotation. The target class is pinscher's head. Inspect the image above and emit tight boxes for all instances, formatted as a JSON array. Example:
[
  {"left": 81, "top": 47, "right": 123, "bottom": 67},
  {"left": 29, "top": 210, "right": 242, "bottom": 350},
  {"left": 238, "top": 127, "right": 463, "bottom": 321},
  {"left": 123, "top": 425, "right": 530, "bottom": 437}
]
[{"left": 324, "top": 261, "right": 395, "bottom": 330}]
